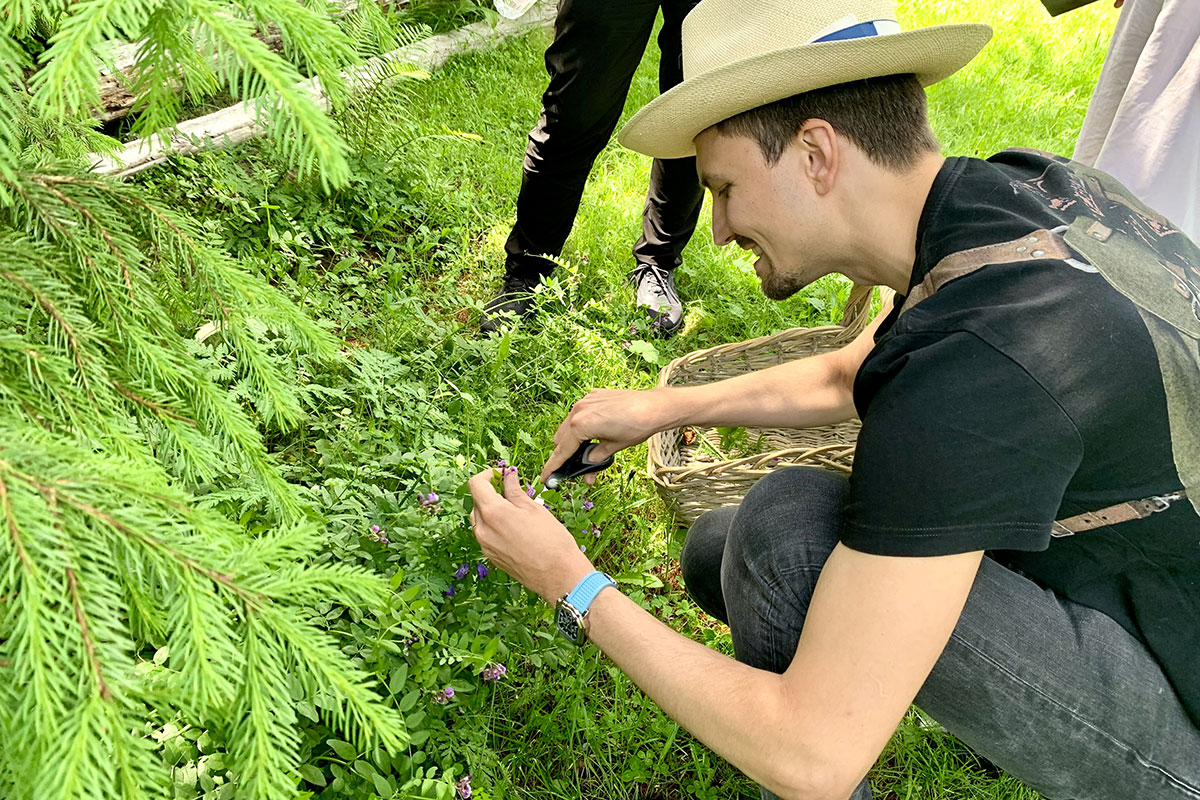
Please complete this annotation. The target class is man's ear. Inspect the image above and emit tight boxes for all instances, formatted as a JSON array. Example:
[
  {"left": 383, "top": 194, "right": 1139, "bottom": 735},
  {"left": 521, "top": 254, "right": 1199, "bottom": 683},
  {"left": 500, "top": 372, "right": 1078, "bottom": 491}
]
[{"left": 799, "top": 119, "right": 838, "bottom": 196}]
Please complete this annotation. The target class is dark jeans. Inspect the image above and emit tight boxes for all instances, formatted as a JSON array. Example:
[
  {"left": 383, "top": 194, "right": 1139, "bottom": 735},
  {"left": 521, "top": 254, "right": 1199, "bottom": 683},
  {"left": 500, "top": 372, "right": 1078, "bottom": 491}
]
[
  {"left": 681, "top": 467, "right": 1200, "bottom": 800},
  {"left": 503, "top": 0, "right": 705, "bottom": 280}
]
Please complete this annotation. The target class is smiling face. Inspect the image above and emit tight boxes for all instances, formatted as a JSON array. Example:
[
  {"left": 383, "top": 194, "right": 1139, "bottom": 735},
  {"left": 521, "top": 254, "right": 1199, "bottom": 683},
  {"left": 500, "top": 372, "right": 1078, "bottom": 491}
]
[{"left": 694, "top": 126, "right": 839, "bottom": 301}]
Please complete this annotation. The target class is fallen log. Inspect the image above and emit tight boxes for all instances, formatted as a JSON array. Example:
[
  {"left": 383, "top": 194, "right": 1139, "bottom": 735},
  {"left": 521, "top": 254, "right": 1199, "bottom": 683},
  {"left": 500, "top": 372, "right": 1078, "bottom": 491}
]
[
  {"left": 95, "top": 0, "right": 368, "bottom": 123},
  {"left": 90, "top": 1, "right": 554, "bottom": 178}
]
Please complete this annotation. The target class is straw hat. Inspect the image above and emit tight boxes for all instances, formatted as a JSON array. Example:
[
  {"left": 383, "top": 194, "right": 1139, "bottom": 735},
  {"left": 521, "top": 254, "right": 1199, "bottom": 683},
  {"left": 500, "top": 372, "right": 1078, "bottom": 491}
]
[{"left": 618, "top": 0, "right": 992, "bottom": 159}]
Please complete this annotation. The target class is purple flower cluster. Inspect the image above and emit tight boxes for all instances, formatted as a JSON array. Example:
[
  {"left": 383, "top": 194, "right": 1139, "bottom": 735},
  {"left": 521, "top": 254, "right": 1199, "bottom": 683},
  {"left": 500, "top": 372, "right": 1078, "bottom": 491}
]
[
  {"left": 434, "top": 686, "right": 455, "bottom": 704},
  {"left": 368, "top": 524, "right": 389, "bottom": 545},
  {"left": 456, "top": 774, "right": 472, "bottom": 799},
  {"left": 418, "top": 492, "right": 440, "bottom": 512},
  {"left": 582, "top": 500, "right": 594, "bottom": 511},
  {"left": 446, "top": 562, "right": 488, "bottom": 594},
  {"left": 580, "top": 526, "right": 601, "bottom": 539},
  {"left": 481, "top": 663, "right": 506, "bottom": 682}
]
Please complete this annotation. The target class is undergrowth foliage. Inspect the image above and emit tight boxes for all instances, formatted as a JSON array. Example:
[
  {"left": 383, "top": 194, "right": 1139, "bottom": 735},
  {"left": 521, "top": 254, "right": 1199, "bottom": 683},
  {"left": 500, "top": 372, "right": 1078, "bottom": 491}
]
[
  {"left": 0, "top": 168, "right": 414, "bottom": 799},
  {"left": 0, "top": 430, "right": 407, "bottom": 798},
  {"left": 0, "top": 0, "right": 435, "bottom": 794}
]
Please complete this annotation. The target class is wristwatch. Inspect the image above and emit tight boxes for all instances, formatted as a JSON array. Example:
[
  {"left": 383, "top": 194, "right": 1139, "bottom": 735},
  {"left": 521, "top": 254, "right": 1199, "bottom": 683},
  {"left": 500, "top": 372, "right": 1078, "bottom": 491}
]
[{"left": 554, "top": 571, "right": 617, "bottom": 646}]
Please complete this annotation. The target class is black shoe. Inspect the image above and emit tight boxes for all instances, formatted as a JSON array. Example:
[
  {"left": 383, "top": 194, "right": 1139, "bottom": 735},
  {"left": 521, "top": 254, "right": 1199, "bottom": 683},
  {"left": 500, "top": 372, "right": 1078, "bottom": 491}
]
[
  {"left": 480, "top": 273, "right": 541, "bottom": 334},
  {"left": 630, "top": 263, "right": 683, "bottom": 337}
]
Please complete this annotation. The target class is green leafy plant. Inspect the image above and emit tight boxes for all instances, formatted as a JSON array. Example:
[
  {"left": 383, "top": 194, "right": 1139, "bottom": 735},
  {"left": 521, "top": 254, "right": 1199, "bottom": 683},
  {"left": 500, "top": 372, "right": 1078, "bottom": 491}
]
[{"left": 0, "top": 0, "right": 433, "bottom": 794}]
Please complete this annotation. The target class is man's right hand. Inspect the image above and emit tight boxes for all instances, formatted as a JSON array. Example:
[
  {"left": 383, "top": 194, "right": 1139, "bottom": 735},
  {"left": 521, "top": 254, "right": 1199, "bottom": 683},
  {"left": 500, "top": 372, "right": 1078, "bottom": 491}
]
[{"left": 540, "top": 388, "right": 673, "bottom": 485}]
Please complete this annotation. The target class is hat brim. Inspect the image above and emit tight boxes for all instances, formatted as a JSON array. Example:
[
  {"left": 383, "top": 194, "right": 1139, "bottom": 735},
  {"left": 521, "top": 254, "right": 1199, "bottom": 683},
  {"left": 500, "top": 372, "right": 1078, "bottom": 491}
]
[{"left": 618, "top": 23, "right": 993, "bottom": 159}]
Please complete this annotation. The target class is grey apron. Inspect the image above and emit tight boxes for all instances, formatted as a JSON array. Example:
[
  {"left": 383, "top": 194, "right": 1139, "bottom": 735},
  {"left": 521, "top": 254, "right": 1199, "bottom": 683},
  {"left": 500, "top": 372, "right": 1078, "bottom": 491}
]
[{"left": 897, "top": 150, "right": 1200, "bottom": 533}]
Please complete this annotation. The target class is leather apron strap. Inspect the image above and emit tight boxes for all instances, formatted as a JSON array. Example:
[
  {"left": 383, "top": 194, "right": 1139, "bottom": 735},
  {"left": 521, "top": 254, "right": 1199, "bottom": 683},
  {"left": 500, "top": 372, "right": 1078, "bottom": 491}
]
[{"left": 898, "top": 228, "right": 1189, "bottom": 537}]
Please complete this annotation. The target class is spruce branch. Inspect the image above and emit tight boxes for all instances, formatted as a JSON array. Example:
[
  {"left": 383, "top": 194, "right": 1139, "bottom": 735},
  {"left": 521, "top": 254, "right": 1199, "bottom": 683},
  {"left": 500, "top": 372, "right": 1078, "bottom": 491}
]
[
  {"left": 0, "top": 267, "right": 92, "bottom": 389},
  {"left": 67, "top": 567, "right": 112, "bottom": 700}
]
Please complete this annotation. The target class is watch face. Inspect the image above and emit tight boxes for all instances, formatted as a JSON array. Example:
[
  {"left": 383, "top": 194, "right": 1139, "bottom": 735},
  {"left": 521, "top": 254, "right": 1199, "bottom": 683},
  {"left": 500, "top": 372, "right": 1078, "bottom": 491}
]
[{"left": 555, "top": 601, "right": 584, "bottom": 645}]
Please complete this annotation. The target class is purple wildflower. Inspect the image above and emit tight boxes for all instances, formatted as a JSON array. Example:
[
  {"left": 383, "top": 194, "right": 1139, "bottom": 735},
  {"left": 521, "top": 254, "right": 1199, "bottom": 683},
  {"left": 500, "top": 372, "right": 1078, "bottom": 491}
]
[
  {"left": 579, "top": 544, "right": 586, "bottom": 553},
  {"left": 419, "top": 492, "right": 440, "bottom": 508},
  {"left": 481, "top": 663, "right": 506, "bottom": 681},
  {"left": 525, "top": 484, "right": 536, "bottom": 498},
  {"left": 443, "top": 587, "right": 456, "bottom": 598},
  {"left": 454, "top": 563, "right": 469, "bottom": 580},
  {"left": 582, "top": 501, "right": 594, "bottom": 511},
  {"left": 379, "top": 537, "right": 390, "bottom": 544},
  {"left": 456, "top": 774, "right": 472, "bottom": 799},
  {"left": 476, "top": 563, "right": 488, "bottom": 579},
  {"left": 544, "top": 502, "right": 551, "bottom": 510},
  {"left": 443, "top": 686, "right": 455, "bottom": 700},
  {"left": 492, "top": 458, "right": 508, "bottom": 469},
  {"left": 370, "top": 524, "right": 381, "bottom": 534}
]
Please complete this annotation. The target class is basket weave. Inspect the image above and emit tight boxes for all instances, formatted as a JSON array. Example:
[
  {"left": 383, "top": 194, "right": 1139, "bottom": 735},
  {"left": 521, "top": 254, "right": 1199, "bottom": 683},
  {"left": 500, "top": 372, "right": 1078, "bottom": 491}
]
[{"left": 647, "top": 285, "right": 878, "bottom": 524}]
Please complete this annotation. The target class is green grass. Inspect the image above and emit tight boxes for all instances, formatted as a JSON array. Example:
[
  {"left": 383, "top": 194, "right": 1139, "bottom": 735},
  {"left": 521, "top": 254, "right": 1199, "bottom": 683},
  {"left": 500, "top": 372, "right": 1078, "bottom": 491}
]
[
  {"left": 144, "top": 1, "right": 1119, "bottom": 797},
  {"left": 388, "top": 3, "right": 1119, "bottom": 796}
]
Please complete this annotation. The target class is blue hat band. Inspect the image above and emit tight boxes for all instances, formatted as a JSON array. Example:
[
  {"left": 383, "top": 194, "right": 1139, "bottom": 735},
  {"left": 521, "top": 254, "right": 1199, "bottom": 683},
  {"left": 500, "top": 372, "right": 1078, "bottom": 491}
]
[{"left": 811, "top": 19, "right": 902, "bottom": 44}]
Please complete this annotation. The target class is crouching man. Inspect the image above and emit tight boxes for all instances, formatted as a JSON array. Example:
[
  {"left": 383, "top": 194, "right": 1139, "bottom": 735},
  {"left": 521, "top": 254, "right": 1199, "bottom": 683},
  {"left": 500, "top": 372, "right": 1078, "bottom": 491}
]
[{"left": 467, "top": 0, "right": 1200, "bottom": 797}]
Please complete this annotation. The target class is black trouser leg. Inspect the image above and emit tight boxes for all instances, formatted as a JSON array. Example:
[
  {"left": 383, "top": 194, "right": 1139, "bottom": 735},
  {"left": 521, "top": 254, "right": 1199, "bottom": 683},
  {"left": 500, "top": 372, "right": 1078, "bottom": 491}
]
[
  {"left": 504, "top": 0, "right": 702, "bottom": 280},
  {"left": 632, "top": 0, "right": 704, "bottom": 271}
]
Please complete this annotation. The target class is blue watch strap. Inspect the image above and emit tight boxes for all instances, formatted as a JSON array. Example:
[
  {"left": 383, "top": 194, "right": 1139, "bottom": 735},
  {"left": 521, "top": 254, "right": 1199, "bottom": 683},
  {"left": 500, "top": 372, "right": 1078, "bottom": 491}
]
[{"left": 564, "top": 570, "right": 617, "bottom": 614}]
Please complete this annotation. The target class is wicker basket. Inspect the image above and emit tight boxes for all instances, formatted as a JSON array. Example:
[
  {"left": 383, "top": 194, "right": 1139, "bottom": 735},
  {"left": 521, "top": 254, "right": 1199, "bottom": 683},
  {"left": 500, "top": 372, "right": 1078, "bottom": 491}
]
[{"left": 647, "top": 285, "right": 879, "bottom": 525}]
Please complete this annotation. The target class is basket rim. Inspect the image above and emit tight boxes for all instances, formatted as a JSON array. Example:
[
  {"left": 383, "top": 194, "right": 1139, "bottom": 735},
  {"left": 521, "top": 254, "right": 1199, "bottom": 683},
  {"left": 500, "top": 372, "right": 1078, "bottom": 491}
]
[
  {"left": 655, "top": 321, "right": 858, "bottom": 388},
  {"left": 647, "top": 441, "right": 857, "bottom": 486}
]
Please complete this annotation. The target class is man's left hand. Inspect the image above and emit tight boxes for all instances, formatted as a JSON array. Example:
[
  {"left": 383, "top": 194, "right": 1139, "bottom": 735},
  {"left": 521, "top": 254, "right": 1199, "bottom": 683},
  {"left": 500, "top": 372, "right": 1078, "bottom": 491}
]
[{"left": 467, "top": 467, "right": 595, "bottom": 603}]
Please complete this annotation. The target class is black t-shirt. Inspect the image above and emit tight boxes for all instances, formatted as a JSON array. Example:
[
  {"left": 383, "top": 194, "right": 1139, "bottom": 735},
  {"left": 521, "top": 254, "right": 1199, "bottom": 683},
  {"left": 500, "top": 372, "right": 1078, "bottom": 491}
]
[{"left": 842, "top": 150, "right": 1200, "bottom": 728}]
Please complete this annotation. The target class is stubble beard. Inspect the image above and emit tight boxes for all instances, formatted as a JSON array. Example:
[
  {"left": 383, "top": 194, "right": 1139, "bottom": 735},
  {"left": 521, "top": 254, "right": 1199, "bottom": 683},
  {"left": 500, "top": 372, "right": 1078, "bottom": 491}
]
[{"left": 760, "top": 263, "right": 809, "bottom": 301}]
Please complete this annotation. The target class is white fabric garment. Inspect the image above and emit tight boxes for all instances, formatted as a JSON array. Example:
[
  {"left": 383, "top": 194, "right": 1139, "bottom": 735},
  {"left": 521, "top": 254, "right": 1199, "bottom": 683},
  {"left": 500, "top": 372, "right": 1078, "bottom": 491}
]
[{"left": 1074, "top": 0, "right": 1200, "bottom": 240}]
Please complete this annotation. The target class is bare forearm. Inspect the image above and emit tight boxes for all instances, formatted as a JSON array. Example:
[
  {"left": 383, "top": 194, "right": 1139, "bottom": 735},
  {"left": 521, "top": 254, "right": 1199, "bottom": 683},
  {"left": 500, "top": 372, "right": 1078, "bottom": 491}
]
[
  {"left": 586, "top": 589, "right": 828, "bottom": 799},
  {"left": 657, "top": 350, "right": 856, "bottom": 432}
]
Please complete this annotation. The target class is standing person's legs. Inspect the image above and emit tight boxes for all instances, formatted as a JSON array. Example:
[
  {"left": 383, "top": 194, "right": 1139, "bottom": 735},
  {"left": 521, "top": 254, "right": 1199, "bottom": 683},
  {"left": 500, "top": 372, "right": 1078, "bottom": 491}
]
[
  {"left": 627, "top": 0, "right": 706, "bottom": 335},
  {"left": 502, "top": 0, "right": 662, "bottom": 283},
  {"left": 680, "top": 467, "right": 1200, "bottom": 800},
  {"left": 631, "top": 0, "right": 704, "bottom": 274}
]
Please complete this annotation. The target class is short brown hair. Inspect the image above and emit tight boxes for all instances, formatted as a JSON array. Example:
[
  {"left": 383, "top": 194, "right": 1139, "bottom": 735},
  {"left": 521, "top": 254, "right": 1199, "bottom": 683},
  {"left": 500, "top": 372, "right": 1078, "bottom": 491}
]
[{"left": 711, "top": 74, "right": 939, "bottom": 170}]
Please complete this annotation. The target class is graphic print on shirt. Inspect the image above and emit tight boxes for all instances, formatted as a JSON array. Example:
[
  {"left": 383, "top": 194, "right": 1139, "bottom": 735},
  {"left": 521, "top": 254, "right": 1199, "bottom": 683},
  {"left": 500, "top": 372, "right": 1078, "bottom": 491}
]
[{"left": 1012, "top": 151, "right": 1200, "bottom": 323}]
